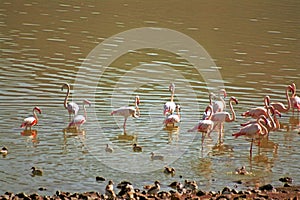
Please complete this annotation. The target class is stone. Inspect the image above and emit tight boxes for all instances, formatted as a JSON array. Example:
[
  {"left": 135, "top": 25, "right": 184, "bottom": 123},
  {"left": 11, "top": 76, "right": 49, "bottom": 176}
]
[
  {"left": 222, "top": 186, "right": 231, "bottom": 194},
  {"left": 195, "top": 189, "right": 206, "bottom": 196}
]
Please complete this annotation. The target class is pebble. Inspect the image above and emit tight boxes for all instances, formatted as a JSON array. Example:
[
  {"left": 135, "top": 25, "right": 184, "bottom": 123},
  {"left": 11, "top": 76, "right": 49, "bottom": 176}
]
[{"left": 259, "top": 184, "right": 274, "bottom": 191}]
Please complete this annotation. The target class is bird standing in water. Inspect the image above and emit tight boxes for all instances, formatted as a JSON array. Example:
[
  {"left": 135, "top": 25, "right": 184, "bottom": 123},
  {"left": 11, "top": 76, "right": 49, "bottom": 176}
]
[
  {"left": 111, "top": 96, "right": 140, "bottom": 133},
  {"left": 61, "top": 83, "right": 79, "bottom": 122},
  {"left": 163, "top": 83, "right": 176, "bottom": 116},
  {"left": 20, "top": 107, "right": 42, "bottom": 130}
]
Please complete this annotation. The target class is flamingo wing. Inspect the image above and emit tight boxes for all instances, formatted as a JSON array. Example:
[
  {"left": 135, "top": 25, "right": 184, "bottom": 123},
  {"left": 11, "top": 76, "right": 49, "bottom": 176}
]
[
  {"left": 163, "top": 102, "right": 176, "bottom": 115},
  {"left": 68, "top": 102, "right": 79, "bottom": 115},
  {"left": 111, "top": 106, "right": 135, "bottom": 118},
  {"left": 69, "top": 115, "right": 86, "bottom": 127},
  {"left": 20, "top": 116, "right": 37, "bottom": 127},
  {"left": 211, "top": 112, "right": 228, "bottom": 123},
  {"left": 164, "top": 114, "right": 180, "bottom": 124},
  {"left": 292, "top": 96, "right": 300, "bottom": 110},
  {"left": 197, "top": 120, "right": 214, "bottom": 133},
  {"left": 232, "top": 123, "right": 260, "bottom": 138}
]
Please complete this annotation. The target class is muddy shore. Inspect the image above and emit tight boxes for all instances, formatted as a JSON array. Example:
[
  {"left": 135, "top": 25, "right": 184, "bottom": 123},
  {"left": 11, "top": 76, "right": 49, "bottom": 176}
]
[{"left": 1, "top": 184, "right": 299, "bottom": 200}]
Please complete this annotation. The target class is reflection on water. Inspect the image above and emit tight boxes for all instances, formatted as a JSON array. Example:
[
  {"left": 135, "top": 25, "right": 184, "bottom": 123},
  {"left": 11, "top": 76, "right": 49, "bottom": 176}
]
[{"left": 0, "top": 0, "right": 300, "bottom": 195}]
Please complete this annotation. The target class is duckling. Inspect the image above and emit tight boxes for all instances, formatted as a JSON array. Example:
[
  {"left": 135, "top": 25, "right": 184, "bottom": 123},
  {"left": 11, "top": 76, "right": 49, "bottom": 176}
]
[
  {"left": 96, "top": 176, "right": 106, "bottom": 182},
  {"left": 31, "top": 167, "right": 43, "bottom": 176},
  {"left": 147, "top": 180, "right": 160, "bottom": 195},
  {"left": 164, "top": 166, "right": 175, "bottom": 175},
  {"left": 235, "top": 166, "right": 249, "bottom": 175},
  {"left": 150, "top": 152, "right": 164, "bottom": 161},
  {"left": 105, "top": 144, "right": 113, "bottom": 153},
  {"left": 132, "top": 143, "right": 142, "bottom": 152},
  {"left": 184, "top": 180, "right": 198, "bottom": 192},
  {"left": 105, "top": 180, "right": 116, "bottom": 199},
  {"left": 0, "top": 147, "right": 8, "bottom": 156}
]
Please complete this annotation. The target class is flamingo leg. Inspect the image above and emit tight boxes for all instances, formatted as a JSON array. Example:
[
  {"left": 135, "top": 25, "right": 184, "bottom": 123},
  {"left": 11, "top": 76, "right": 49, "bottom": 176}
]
[
  {"left": 250, "top": 138, "right": 253, "bottom": 159},
  {"left": 123, "top": 117, "right": 128, "bottom": 133}
]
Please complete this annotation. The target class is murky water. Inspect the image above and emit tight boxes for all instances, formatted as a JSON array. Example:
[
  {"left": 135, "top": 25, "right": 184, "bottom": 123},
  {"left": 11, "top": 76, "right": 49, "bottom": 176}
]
[{"left": 1, "top": 0, "right": 299, "bottom": 195}]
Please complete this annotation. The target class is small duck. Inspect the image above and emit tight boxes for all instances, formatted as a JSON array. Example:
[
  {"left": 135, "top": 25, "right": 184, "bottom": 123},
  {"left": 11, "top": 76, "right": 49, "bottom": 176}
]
[
  {"left": 105, "top": 180, "right": 116, "bottom": 199},
  {"left": 0, "top": 147, "right": 8, "bottom": 156},
  {"left": 235, "top": 166, "right": 249, "bottom": 175},
  {"left": 164, "top": 166, "right": 175, "bottom": 175},
  {"left": 105, "top": 144, "right": 113, "bottom": 153},
  {"left": 151, "top": 152, "right": 164, "bottom": 161},
  {"left": 184, "top": 180, "right": 198, "bottom": 192},
  {"left": 132, "top": 143, "right": 142, "bottom": 152},
  {"left": 147, "top": 180, "right": 160, "bottom": 195},
  {"left": 96, "top": 176, "right": 106, "bottom": 182},
  {"left": 31, "top": 167, "right": 43, "bottom": 176}
]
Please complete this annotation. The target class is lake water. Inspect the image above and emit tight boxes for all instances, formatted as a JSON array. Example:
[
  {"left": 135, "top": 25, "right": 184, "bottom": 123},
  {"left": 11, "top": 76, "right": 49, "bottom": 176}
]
[{"left": 0, "top": 0, "right": 299, "bottom": 195}]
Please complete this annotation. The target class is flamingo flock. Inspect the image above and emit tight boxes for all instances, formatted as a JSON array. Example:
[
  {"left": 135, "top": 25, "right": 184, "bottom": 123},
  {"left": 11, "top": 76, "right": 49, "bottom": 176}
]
[{"left": 19, "top": 82, "right": 300, "bottom": 158}]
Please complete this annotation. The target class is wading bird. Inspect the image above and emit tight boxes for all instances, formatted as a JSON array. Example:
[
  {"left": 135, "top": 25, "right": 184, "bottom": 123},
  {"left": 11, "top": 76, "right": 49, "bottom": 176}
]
[
  {"left": 68, "top": 99, "right": 91, "bottom": 131},
  {"left": 212, "top": 89, "right": 227, "bottom": 113},
  {"left": 270, "top": 84, "right": 294, "bottom": 113},
  {"left": 111, "top": 96, "right": 140, "bottom": 133},
  {"left": 232, "top": 116, "right": 269, "bottom": 158},
  {"left": 211, "top": 97, "right": 238, "bottom": 142},
  {"left": 242, "top": 96, "right": 270, "bottom": 119},
  {"left": 20, "top": 107, "right": 42, "bottom": 130},
  {"left": 61, "top": 83, "right": 79, "bottom": 121},
  {"left": 163, "top": 83, "right": 176, "bottom": 116},
  {"left": 163, "top": 105, "right": 181, "bottom": 127},
  {"left": 290, "top": 83, "right": 300, "bottom": 114},
  {"left": 188, "top": 105, "right": 214, "bottom": 136}
]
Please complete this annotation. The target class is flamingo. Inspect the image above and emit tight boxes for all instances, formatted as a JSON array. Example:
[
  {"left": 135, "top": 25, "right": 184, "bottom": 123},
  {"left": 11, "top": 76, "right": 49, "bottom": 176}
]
[
  {"left": 201, "top": 92, "right": 215, "bottom": 120},
  {"left": 163, "top": 83, "right": 176, "bottom": 116},
  {"left": 61, "top": 83, "right": 79, "bottom": 122},
  {"left": 270, "top": 84, "right": 294, "bottom": 113},
  {"left": 241, "top": 96, "right": 270, "bottom": 119},
  {"left": 188, "top": 105, "right": 214, "bottom": 135},
  {"left": 111, "top": 96, "right": 140, "bottom": 133},
  {"left": 20, "top": 107, "right": 42, "bottom": 130},
  {"left": 163, "top": 105, "right": 181, "bottom": 127},
  {"left": 290, "top": 83, "right": 300, "bottom": 114},
  {"left": 210, "top": 96, "right": 238, "bottom": 141},
  {"left": 232, "top": 116, "right": 269, "bottom": 157},
  {"left": 68, "top": 99, "right": 91, "bottom": 131},
  {"left": 212, "top": 89, "right": 227, "bottom": 113}
]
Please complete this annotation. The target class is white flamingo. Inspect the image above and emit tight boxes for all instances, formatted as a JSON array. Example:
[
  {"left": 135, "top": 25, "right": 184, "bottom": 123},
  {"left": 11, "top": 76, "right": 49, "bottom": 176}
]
[
  {"left": 212, "top": 89, "right": 227, "bottom": 113},
  {"left": 68, "top": 99, "right": 91, "bottom": 131},
  {"left": 210, "top": 96, "right": 238, "bottom": 141},
  {"left": 163, "top": 105, "right": 181, "bottom": 127},
  {"left": 188, "top": 105, "right": 214, "bottom": 134},
  {"left": 163, "top": 83, "right": 176, "bottom": 116},
  {"left": 61, "top": 83, "right": 79, "bottom": 121},
  {"left": 20, "top": 107, "right": 42, "bottom": 130},
  {"left": 270, "top": 84, "right": 294, "bottom": 113},
  {"left": 232, "top": 116, "right": 269, "bottom": 158},
  {"left": 290, "top": 83, "right": 300, "bottom": 114},
  {"left": 111, "top": 96, "right": 140, "bottom": 133}
]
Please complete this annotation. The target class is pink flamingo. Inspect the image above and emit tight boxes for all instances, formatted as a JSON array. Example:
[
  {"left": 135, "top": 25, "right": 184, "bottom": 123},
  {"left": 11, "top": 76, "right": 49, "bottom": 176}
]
[
  {"left": 270, "top": 84, "right": 294, "bottom": 113},
  {"left": 20, "top": 107, "right": 42, "bottom": 130},
  {"left": 241, "top": 105, "right": 281, "bottom": 134},
  {"left": 111, "top": 96, "right": 140, "bottom": 133},
  {"left": 68, "top": 100, "right": 91, "bottom": 131},
  {"left": 163, "top": 105, "right": 181, "bottom": 127},
  {"left": 163, "top": 83, "right": 176, "bottom": 116},
  {"left": 241, "top": 96, "right": 270, "bottom": 119},
  {"left": 290, "top": 83, "right": 300, "bottom": 114},
  {"left": 188, "top": 105, "right": 214, "bottom": 134},
  {"left": 201, "top": 92, "right": 215, "bottom": 120},
  {"left": 210, "top": 96, "right": 238, "bottom": 141},
  {"left": 61, "top": 83, "right": 79, "bottom": 122},
  {"left": 212, "top": 89, "right": 227, "bottom": 113},
  {"left": 232, "top": 116, "right": 269, "bottom": 158}
]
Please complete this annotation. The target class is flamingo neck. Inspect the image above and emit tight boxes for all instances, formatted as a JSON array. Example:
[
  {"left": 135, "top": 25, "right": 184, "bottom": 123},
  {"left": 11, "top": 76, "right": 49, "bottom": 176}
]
[
  {"left": 83, "top": 104, "right": 87, "bottom": 119},
  {"left": 257, "top": 117, "right": 268, "bottom": 136},
  {"left": 63, "top": 84, "right": 70, "bottom": 109},
  {"left": 228, "top": 99, "right": 236, "bottom": 122},
  {"left": 170, "top": 90, "right": 174, "bottom": 102},
  {"left": 33, "top": 108, "right": 39, "bottom": 123},
  {"left": 266, "top": 107, "right": 276, "bottom": 130},
  {"left": 285, "top": 86, "right": 292, "bottom": 111}
]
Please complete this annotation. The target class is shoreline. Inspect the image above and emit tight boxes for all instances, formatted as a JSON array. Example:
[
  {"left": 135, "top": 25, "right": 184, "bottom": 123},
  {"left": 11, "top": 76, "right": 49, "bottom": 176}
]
[{"left": 1, "top": 184, "right": 299, "bottom": 199}]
